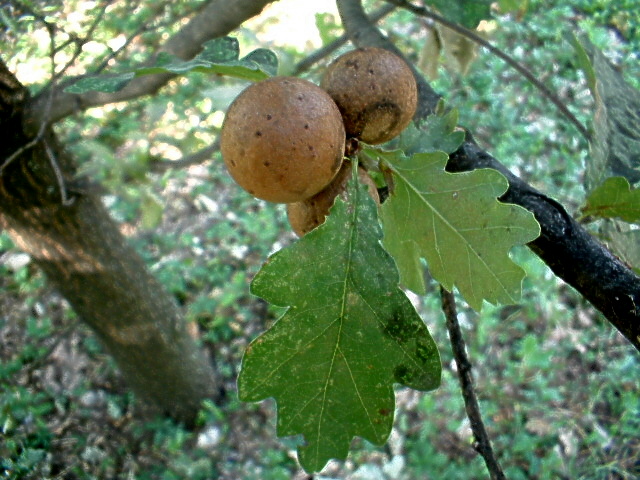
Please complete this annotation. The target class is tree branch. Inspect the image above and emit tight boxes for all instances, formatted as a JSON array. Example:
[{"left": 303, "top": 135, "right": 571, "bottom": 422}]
[
  {"left": 150, "top": 140, "right": 220, "bottom": 173},
  {"left": 385, "top": 0, "right": 590, "bottom": 141},
  {"left": 336, "top": 0, "right": 640, "bottom": 350},
  {"left": 292, "top": 4, "right": 396, "bottom": 75},
  {"left": 440, "top": 287, "right": 506, "bottom": 480},
  {"left": 23, "top": 0, "right": 279, "bottom": 133}
]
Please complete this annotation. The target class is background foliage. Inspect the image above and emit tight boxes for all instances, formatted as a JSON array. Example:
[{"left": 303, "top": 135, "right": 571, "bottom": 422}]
[{"left": 1, "top": 0, "right": 639, "bottom": 478}]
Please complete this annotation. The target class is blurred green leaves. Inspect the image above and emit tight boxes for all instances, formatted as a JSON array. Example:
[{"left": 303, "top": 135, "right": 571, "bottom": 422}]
[
  {"left": 394, "top": 104, "right": 465, "bottom": 155},
  {"left": 582, "top": 176, "right": 640, "bottom": 222},
  {"left": 574, "top": 34, "right": 640, "bottom": 189},
  {"left": 572, "top": 33, "right": 640, "bottom": 271}
]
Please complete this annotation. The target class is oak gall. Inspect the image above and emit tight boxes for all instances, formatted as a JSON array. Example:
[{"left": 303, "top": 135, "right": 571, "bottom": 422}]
[
  {"left": 287, "top": 161, "right": 380, "bottom": 236},
  {"left": 221, "top": 76, "right": 346, "bottom": 203},
  {"left": 321, "top": 47, "right": 417, "bottom": 144}
]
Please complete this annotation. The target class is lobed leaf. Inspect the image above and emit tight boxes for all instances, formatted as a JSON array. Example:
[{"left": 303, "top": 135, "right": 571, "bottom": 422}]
[
  {"left": 64, "top": 37, "right": 277, "bottom": 94},
  {"left": 63, "top": 73, "right": 135, "bottom": 94},
  {"left": 582, "top": 176, "right": 640, "bottom": 223},
  {"left": 379, "top": 151, "right": 540, "bottom": 310},
  {"left": 237, "top": 168, "right": 441, "bottom": 473},
  {"left": 394, "top": 104, "right": 465, "bottom": 155}
]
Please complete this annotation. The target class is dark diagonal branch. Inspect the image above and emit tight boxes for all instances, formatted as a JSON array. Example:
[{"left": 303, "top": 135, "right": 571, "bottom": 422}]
[
  {"left": 150, "top": 140, "right": 220, "bottom": 173},
  {"left": 336, "top": 0, "right": 640, "bottom": 350},
  {"left": 440, "top": 287, "right": 507, "bottom": 480}
]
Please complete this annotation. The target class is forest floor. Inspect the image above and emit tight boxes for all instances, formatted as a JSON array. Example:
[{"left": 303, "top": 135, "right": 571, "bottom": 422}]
[{"left": 1, "top": 162, "right": 638, "bottom": 480}]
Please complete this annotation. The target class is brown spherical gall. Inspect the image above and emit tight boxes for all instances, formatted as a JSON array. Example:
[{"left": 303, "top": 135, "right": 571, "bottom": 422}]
[
  {"left": 321, "top": 47, "right": 417, "bottom": 144},
  {"left": 287, "top": 162, "right": 380, "bottom": 237},
  {"left": 221, "top": 76, "right": 346, "bottom": 203}
]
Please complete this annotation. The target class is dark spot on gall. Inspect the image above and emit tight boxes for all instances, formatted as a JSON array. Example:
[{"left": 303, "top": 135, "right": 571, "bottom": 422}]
[
  {"left": 255, "top": 131, "right": 262, "bottom": 137},
  {"left": 266, "top": 114, "right": 272, "bottom": 120}
]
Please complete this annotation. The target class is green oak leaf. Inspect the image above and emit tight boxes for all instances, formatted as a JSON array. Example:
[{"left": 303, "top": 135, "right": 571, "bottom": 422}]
[
  {"left": 582, "top": 176, "right": 640, "bottom": 223},
  {"left": 137, "top": 38, "right": 278, "bottom": 78},
  {"left": 426, "top": 0, "right": 492, "bottom": 28},
  {"left": 394, "top": 102, "right": 465, "bottom": 155},
  {"left": 65, "top": 37, "right": 277, "bottom": 94},
  {"left": 63, "top": 73, "right": 135, "bottom": 94},
  {"left": 237, "top": 169, "right": 441, "bottom": 473},
  {"left": 379, "top": 151, "right": 540, "bottom": 309}
]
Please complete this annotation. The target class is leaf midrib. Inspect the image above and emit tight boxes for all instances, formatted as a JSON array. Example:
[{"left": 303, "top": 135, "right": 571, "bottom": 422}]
[{"left": 311, "top": 181, "right": 377, "bottom": 466}]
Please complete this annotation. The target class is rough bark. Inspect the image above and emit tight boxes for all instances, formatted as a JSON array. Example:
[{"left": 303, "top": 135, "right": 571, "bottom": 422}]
[
  {"left": 0, "top": 60, "right": 219, "bottom": 424},
  {"left": 337, "top": 0, "right": 640, "bottom": 351}
]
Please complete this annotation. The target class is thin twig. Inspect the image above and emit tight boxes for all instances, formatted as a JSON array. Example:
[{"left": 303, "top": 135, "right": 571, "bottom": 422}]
[
  {"left": 292, "top": 4, "right": 397, "bottom": 75},
  {"left": 11, "top": 0, "right": 88, "bottom": 87},
  {"left": 384, "top": 0, "right": 590, "bottom": 141},
  {"left": 1, "top": 8, "right": 73, "bottom": 209},
  {"left": 1, "top": 137, "right": 40, "bottom": 176},
  {"left": 93, "top": 21, "right": 151, "bottom": 74},
  {"left": 0, "top": 4, "right": 58, "bottom": 178},
  {"left": 92, "top": 3, "right": 181, "bottom": 74},
  {"left": 50, "top": 0, "right": 110, "bottom": 84},
  {"left": 150, "top": 140, "right": 220, "bottom": 173},
  {"left": 440, "top": 287, "right": 507, "bottom": 480},
  {"left": 44, "top": 139, "right": 74, "bottom": 206}
]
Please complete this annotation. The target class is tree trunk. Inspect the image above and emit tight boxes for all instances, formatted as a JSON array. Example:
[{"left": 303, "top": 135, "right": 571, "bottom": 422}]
[{"left": 1, "top": 61, "right": 219, "bottom": 425}]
